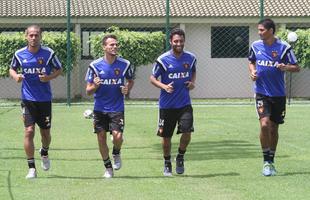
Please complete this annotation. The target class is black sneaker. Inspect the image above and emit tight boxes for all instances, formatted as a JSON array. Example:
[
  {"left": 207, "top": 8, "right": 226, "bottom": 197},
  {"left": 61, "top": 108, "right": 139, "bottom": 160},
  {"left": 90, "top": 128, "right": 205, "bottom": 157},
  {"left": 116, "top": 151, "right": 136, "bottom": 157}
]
[
  {"left": 175, "top": 158, "right": 184, "bottom": 174},
  {"left": 163, "top": 162, "right": 172, "bottom": 176}
]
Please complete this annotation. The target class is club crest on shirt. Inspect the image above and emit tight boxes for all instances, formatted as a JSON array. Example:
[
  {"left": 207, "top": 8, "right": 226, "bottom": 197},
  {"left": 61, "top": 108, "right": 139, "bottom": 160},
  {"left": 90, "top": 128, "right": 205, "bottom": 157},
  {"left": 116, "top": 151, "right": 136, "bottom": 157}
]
[
  {"left": 183, "top": 63, "right": 190, "bottom": 69},
  {"left": 114, "top": 68, "right": 121, "bottom": 76},
  {"left": 271, "top": 51, "right": 278, "bottom": 58},
  {"left": 37, "top": 57, "right": 44, "bottom": 65}
]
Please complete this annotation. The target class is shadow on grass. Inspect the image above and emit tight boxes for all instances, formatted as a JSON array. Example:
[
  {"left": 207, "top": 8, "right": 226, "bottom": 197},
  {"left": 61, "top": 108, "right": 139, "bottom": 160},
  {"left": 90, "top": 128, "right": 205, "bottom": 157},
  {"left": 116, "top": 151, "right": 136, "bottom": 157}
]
[
  {"left": 150, "top": 139, "right": 261, "bottom": 161},
  {"left": 47, "top": 172, "right": 239, "bottom": 180},
  {"left": 0, "top": 170, "right": 15, "bottom": 200},
  {"left": 278, "top": 171, "right": 310, "bottom": 176}
]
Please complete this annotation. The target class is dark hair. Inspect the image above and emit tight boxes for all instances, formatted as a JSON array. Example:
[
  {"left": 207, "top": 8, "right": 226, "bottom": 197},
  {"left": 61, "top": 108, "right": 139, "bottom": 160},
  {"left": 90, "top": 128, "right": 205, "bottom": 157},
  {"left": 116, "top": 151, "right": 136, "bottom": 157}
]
[
  {"left": 102, "top": 34, "right": 117, "bottom": 45},
  {"left": 25, "top": 25, "right": 42, "bottom": 35},
  {"left": 169, "top": 28, "right": 185, "bottom": 40},
  {"left": 258, "top": 18, "right": 276, "bottom": 34}
]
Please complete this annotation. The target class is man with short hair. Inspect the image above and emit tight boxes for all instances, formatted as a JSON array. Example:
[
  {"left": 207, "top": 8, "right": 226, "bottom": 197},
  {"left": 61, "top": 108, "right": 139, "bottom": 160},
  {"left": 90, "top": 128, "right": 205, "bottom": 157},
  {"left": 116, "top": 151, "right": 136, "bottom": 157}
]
[
  {"left": 85, "top": 34, "right": 134, "bottom": 178},
  {"left": 248, "top": 18, "right": 300, "bottom": 176},
  {"left": 150, "top": 28, "right": 197, "bottom": 176},
  {"left": 10, "top": 25, "right": 62, "bottom": 179}
]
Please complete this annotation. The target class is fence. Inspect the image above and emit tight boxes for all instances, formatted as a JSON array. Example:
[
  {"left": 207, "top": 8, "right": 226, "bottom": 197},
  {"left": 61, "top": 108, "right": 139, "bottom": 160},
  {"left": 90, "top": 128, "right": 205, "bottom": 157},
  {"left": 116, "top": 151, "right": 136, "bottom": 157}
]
[{"left": 0, "top": 0, "right": 309, "bottom": 106}]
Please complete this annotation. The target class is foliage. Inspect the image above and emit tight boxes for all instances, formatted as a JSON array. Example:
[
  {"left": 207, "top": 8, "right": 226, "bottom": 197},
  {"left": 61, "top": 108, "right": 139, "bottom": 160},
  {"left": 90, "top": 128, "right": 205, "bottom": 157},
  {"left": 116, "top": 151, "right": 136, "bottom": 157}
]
[
  {"left": 277, "top": 28, "right": 310, "bottom": 68},
  {"left": 90, "top": 26, "right": 165, "bottom": 70},
  {"left": 0, "top": 32, "right": 80, "bottom": 77}
]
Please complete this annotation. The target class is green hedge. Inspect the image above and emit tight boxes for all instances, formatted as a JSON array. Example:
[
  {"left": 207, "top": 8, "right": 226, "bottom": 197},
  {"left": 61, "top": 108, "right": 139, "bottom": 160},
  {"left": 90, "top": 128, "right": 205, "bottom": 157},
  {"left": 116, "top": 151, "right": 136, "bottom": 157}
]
[
  {"left": 0, "top": 32, "right": 80, "bottom": 77},
  {"left": 90, "top": 27, "right": 165, "bottom": 70},
  {"left": 277, "top": 28, "right": 310, "bottom": 68}
]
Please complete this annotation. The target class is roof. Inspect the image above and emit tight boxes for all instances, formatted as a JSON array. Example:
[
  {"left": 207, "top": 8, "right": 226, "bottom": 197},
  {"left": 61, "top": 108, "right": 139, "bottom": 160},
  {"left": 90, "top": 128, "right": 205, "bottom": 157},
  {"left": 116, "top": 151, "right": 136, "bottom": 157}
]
[{"left": 0, "top": 0, "right": 309, "bottom": 17}]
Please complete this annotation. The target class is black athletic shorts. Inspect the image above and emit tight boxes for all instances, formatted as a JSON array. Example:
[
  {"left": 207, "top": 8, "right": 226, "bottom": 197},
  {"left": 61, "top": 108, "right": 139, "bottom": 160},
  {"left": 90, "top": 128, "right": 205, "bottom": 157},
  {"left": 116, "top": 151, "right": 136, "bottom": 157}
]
[
  {"left": 93, "top": 111, "right": 124, "bottom": 134},
  {"left": 21, "top": 100, "right": 52, "bottom": 129},
  {"left": 255, "top": 93, "right": 286, "bottom": 124},
  {"left": 157, "top": 105, "right": 194, "bottom": 138}
]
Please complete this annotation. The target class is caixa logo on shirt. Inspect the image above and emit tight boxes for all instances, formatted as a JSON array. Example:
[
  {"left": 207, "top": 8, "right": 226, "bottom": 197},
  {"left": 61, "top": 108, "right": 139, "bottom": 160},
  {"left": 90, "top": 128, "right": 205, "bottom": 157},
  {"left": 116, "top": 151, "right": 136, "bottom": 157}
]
[
  {"left": 23, "top": 67, "right": 46, "bottom": 74},
  {"left": 257, "top": 60, "right": 279, "bottom": 67},
  {"left": 168, "top": 72, "right": 189, "bottom": 79},
  {"left": 100, "top": 78, "right": 122, "bottom": 85}
]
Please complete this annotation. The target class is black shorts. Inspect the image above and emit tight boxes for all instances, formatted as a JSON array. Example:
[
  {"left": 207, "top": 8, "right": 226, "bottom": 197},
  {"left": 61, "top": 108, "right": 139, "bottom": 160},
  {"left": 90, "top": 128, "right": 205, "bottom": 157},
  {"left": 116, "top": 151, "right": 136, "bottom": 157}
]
[
  {"left": 21, "top": 100, "right": 52, "bottom": 129},
  {"left": 255, "top": 93, "right": 286, "bottom": 124},
  {"left": 93, "top": 111, "right": 124, "bottom": 134},
  {"left": 157, "top": 105, "right": 194, "bottom": 138}
]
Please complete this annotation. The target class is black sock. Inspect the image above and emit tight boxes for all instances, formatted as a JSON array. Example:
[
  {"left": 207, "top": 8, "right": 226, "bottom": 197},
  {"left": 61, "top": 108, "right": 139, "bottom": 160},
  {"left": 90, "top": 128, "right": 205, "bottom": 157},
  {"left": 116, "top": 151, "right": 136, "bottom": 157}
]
[
  {"left": 27, "top": 158, "right": 36, "bottom": 169},
  {"left": 177, "top": 148, "right": 186, "bottom": 160},
  {"left": 262, "top": 148, "right": 270, "bottom": 162},
  {"left": 269, "top": 150, "right": 275, "bottom": 163},
  {"left": 164, "top": 155, "right": 171, "bottom": 165},
  {"left": 103, "top": 157, "right": 112, "bottom": 169},
  {"left": 40, "top": 147, "right": 49, "bottom": 156},
  {"left": 112, "top": 147, "right": 120, "bottom": 155}
]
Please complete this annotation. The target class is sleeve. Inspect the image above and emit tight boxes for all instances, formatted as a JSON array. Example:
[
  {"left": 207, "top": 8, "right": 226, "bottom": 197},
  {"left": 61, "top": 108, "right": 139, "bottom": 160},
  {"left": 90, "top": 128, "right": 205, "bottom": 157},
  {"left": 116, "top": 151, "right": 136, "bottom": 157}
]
[
  {"left": 282, "top": 48, "right": 298, "bottom": 65},
  {"left": 152, "top": 61, "right": 165, "bottom": 79},
  {"left": 85, "top": 66, "right": 95, "bottom": 83},
  {"left": 191, "top": 58, "right": 197, "bottom": 73},
  {"left": 248, "top": 46, "right": 256, "bottom": 63},
  {"left": 125, "top": 64, "right": 134, "bottom": 80},
  {"left": 50, "top": 54, "right": 62, "bottom": 70},
  {"left": 10, "top": 54, "right": 21, "bottom": 71}
]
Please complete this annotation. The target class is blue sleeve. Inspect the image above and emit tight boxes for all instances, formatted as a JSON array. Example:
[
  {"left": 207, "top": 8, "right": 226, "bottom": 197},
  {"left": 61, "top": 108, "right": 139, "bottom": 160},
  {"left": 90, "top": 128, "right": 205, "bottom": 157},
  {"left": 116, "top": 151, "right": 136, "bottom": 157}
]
[
  {"left": 10, "top": 54, "right": 20, "bottom": 70},
  {"left": 152, "top": 61, "right": 165, "bottom": 78},
  {"left": 282, "top": 48, "right": 298, "bottom": 65},
  {"left": 85, "top": 67, "right": 95, "bottom": 83},
  {"left": 51, "top": 54, "right": 62, "bottom": 69},
  {"left": 125, "top": 64, "right": 134, "bottom": 79},
  {"left": 192, "top": 59, "right": 197, "bottom": 73},
  {"left": 248, "top": 47, "right": 256, "bottom": 62}
]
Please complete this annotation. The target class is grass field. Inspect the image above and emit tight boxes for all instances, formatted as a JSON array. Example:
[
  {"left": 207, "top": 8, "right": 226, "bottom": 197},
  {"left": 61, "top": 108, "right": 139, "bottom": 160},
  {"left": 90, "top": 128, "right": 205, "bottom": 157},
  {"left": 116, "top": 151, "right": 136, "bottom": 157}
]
[{"left": 1, "top": 104, "right": 310, "bottom": 200}]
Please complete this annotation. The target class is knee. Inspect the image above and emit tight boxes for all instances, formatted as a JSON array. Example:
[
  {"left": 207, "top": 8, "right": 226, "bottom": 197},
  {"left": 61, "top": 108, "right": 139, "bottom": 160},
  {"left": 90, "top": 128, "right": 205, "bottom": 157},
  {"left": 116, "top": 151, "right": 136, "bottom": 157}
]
[
  {"left": 112, "top": 131, "right": 123, "bottom": 143},
  {"left": 25, "top": 126, "right": 35, "bottom": 138}
]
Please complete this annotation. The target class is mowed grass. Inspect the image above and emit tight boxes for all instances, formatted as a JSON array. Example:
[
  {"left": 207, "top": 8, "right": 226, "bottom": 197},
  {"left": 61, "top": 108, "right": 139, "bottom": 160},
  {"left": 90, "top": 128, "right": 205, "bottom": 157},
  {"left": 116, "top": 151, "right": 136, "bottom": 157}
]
[{"left": 0, "top": 104, "right": 310, "bottom": 200}]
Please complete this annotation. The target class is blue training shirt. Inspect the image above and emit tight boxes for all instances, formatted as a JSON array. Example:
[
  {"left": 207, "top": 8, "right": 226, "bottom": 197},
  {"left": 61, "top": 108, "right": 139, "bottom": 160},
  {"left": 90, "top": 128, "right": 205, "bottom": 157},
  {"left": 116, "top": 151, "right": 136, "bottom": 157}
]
[
  {"left": 10, "top": 46, "right": 62, "bottom": 102},
  {"left": 152, "top": 50, "right": 196, "bottom": 109},
  {"left": 86, "top": 57, "right": 133, "bottom": 112},
  {"left": 248, "top": 38, "right": 298, "bottom": 97}
]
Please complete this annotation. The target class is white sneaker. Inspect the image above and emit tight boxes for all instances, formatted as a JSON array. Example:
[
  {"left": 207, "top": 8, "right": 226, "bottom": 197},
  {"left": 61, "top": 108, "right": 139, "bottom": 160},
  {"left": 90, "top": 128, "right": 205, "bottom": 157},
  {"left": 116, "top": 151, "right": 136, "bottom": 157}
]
[
  {"left": 270, "top": 163, "right": 277, "bottom": 176},
  {"left": 113, "top": 154, "right": 122, "bottom": 170},
  {"left": 41, "top": 156, "right": 50, "bottom": 171},
  {"left": 103, "top": 168, "right": 114, "bottom": 178},
  {"left": 25, "top": 168, "right": 37, "bottom": 179},
  {"left": 262, "top": 162, "right": 272, "bottom": 176},
  {"left": 163, "top": 162, "right": 172, "bottom": 177}
]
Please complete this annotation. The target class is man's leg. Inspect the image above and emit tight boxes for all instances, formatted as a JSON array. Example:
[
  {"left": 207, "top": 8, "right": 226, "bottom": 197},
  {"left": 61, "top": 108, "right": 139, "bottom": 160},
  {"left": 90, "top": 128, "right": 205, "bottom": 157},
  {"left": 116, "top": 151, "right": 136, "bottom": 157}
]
[
  {"left": 97, "top": 131, "right": 113, "bottom": 178},
  {"left": 162, "top": 137, "right": 172, "bottom": 176},
  {"left": 39, "top": 128, "right": 51, "bottom": 171},
  {"left": 24, "top": 125, "right": 37, "bottom": 179},
  {"left": 176, "top": 132, "right": 191, "bottom": 174},
  {"left": 112, "top": 131, "right": 123, "bottom": 170}
]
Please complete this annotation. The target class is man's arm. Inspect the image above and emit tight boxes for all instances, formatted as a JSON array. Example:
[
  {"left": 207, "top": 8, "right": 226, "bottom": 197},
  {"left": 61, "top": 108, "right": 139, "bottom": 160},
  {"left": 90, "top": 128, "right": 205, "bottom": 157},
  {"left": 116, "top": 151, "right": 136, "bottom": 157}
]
[
  {"left": 276, "top": 63, "right": 300, "bottom": 72},
  {"left": 150, "top": 75, "right": 174, "bottom": 93},
  {"left": 248, "top": 62, "right": 257, "bottom": 81},
  {"left": 39, "top": 68, "right": 62, "bottom": 82},
  {"left": 9, "top": 68, "right": 24, "bottom": 83}
]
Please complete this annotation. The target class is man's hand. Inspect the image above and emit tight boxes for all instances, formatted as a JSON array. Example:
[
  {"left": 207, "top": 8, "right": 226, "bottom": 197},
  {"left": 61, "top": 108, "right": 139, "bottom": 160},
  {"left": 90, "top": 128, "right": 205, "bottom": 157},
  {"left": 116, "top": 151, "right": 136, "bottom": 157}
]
[
  {"left": 15, "top": 74, "right": 24, "bottom": 83},
  {"left": 185, "top": 81, "right": 195, "bottom": 90},
  {"left": 250, "top": 70, "right": 258, "bottom": 81},
  {"left": 276, "top": 63, "right": 287, "bottom": 71},
  {"left": 39, "top": 74, "right": 50, "bottom": 82},
  {"left": 120, "top": 84, "right": 129, "bottom": 95},
  {"left": 164, "top": 82, "right": 174, "bottom": 93}
]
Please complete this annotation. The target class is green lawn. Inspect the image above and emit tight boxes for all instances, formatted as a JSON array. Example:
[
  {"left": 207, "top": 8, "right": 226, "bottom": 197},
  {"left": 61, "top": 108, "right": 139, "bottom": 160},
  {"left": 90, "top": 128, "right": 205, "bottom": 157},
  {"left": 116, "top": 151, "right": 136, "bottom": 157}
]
[{"left": 1, "top": 104, "right": 310, "bottom": 200}]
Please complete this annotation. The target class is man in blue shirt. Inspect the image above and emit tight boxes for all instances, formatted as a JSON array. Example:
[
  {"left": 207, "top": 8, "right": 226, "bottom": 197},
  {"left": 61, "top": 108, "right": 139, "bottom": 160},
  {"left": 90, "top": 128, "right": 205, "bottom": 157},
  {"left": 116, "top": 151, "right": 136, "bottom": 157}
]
[
  {"left": 9, "top": 25, "right": 62, "bottom": 179},
  {"left": 150, "top": 28, "right": 196, "bottom": 176},
  {"left": 86, "top": 34, "right": 134, "bottom": 178},
  {"left": 248, "top": 18, "right": 300, "bottom": 176}
]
